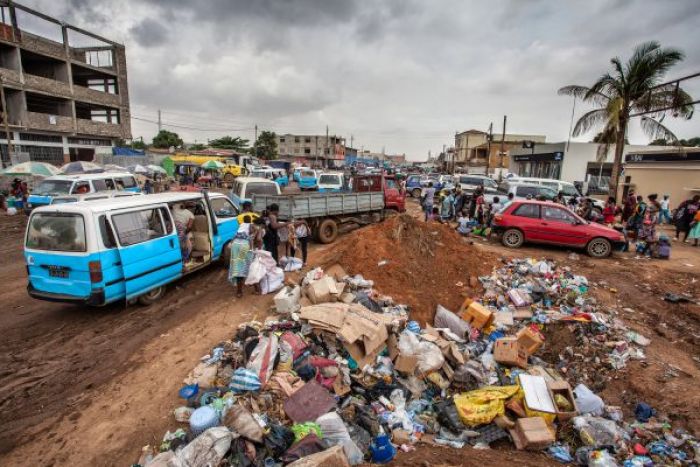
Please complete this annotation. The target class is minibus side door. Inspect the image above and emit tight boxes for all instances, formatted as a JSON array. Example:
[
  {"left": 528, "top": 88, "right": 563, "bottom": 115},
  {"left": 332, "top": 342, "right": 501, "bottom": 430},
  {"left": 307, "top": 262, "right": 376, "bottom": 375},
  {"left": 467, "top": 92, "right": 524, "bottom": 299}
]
[
  {"left": 207, "top": 196, "right": 239, "bottom": 259},
  {"left": 108, "top": 205, "right": 182, "bottom": 299}
]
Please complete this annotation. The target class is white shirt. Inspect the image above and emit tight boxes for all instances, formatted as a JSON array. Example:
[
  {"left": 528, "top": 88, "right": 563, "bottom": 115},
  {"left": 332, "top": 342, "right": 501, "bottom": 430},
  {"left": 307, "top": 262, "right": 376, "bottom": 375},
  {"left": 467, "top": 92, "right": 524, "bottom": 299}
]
[
  {"left": 173, "top": 208, "right": 194, "bottom": 226},
  {"left": 661, "top": 198, "right": 670, "bottom": 210}
]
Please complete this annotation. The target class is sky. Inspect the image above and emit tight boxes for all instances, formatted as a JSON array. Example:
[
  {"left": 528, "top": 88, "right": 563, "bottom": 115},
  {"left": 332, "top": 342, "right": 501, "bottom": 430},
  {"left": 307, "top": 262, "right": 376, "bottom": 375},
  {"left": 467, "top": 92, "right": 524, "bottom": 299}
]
[{"left": 17, "top": 0, "right": 700, "bottom": 160}]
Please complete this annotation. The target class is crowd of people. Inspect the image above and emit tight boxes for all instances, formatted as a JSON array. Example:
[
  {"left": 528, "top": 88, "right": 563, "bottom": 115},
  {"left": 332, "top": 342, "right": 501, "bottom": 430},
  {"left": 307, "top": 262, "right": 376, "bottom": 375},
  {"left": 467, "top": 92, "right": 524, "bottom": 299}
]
[
  {"left": 418, "top": 182, "right": 700, "bottom": 254},
  {"left": 226, "top": 201, "right": 310, "bottom": 298}
]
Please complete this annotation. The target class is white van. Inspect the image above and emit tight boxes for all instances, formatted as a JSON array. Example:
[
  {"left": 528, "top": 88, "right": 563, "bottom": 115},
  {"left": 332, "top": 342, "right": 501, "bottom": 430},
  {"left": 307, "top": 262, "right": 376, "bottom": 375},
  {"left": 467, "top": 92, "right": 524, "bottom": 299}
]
[
  {"left": 229, "top": 176, "right": 281, "bottom": 209},
  {"left": 27, "top": 172, "right": 141, "bottom": 211},
  {"left": 50, "top": 190, "right": 142, "bottom": 205},
  {"left": 509, "top": 177, "right": 581, "bottom": 198},
  {"left": 317, "top": 173, "right": 345, "bottom": 192}
]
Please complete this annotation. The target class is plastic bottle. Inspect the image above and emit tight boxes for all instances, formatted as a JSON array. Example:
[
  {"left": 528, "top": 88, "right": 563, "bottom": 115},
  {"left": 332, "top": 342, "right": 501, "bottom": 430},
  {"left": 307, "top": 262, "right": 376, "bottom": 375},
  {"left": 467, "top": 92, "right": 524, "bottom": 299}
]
[{"left": 369, "top": 427, "right": 397, "bottom": 464}]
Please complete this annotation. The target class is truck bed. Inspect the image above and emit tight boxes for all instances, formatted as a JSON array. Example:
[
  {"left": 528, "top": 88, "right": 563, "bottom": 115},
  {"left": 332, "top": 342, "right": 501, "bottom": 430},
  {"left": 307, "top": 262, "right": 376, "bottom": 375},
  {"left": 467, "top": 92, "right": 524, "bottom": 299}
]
[{"left": 252, "top": 191, "right": 385, "bottom": 219}]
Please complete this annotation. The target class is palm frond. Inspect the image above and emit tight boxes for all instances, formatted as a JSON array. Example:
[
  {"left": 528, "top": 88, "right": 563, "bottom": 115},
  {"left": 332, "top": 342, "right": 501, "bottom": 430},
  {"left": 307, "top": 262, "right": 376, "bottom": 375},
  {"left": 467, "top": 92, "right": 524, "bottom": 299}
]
[
  {"left": 572, "top": 108, "right": 610, "bottom": 136},
  {"left": 589, "top": 74, "right": 623, "bottom": 101},
  {"left": 640, "top": 116, "right": 679, "bottom": 143},
  {"left": 558, "top": 85, "right": 611, "bottom": 106},
  {"left": 632, "top": 85, "right": 695, "bottom": 118},
  {"left": 610, "top": 57, "right": 626, "bottom": 86}
]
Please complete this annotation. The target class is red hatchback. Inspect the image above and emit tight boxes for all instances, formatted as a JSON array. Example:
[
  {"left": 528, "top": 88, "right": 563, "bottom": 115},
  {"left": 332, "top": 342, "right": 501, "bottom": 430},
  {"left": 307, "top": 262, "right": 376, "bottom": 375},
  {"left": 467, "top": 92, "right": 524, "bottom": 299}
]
[{"left": 491, "top": 200, "right": 625, "bottom": 258}]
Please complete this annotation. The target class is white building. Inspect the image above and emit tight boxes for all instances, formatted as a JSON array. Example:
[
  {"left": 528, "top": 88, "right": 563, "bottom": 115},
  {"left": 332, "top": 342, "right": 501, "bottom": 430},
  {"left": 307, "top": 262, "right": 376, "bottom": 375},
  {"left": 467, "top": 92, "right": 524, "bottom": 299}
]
[{"left": 508, "top": 142, "right": 669, "bottom": 191}]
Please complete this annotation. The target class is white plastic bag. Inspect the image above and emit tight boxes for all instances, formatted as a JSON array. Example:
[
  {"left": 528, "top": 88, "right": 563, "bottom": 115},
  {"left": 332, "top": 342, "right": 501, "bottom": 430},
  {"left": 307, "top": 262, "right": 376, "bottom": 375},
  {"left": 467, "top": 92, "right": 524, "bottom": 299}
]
[
  {"left": 245, "top": 250, "right": 278, "bottom": 285},
  {"left": 397, "top": 331, "right": 444, "bottom": 374},
  {"left": 434, "top": 304, "right": 470, "bottom": 338},
  {"left": 315, "top": 412, "right": 364, "bottom": 465},
  {"left": 260, "top": 267, "right": 284, "bottom": 294},
  {"left": 574, "top": 384, "right": 605, "bottom": 416},
  {"left": 176, "top": 427, "right": 234, "bottom": 467},
  {"left": 280, "top": 256, "right": 303, "bottom": 271}
]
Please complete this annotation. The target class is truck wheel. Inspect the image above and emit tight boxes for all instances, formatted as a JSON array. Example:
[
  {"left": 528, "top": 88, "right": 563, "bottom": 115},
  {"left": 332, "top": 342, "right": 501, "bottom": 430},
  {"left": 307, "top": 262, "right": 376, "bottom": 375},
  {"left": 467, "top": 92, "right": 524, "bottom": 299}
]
[
  {"left": 138, "top": 286, "right": 166, "bottom": 306},
  {"left": 317, "top": 218, "right": 339, "bottom": 244},
  {"left": 412, "top": 188, "right": 421, "bottom": 198},
  {"left": 501, "top": 228, "right": 524, "bottom": 248},
  {"left": 224, "top": 173, "right": 234, "bottom": 183}
]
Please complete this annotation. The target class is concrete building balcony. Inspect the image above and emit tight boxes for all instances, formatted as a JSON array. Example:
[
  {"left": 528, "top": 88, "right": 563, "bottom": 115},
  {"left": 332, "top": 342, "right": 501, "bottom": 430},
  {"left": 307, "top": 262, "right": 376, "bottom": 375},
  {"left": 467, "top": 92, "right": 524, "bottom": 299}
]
[
  {"left": 24, "top": 111, "right": 74, "bottom": 132},
  {"left": 23, "top": 73, "right": 72, "bottom": 99},
  {"left": 73, "top": 85, "right": 120, "bottom": 107},
  {"left": 76, "top": 118, "right": 124, "bottom": 138},
  {"left": 18, "top": 30, "right": 67, "bottom": 61},
  {"left": 0, "top": 67, "right": 21, "bottom": 85}
]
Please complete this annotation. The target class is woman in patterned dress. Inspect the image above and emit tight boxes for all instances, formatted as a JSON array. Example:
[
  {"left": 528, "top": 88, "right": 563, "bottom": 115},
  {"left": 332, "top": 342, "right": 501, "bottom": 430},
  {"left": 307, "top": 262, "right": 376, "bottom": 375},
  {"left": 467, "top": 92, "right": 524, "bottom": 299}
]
[{"left": 228, "top": 215, "right": 254, "bottom": 298}]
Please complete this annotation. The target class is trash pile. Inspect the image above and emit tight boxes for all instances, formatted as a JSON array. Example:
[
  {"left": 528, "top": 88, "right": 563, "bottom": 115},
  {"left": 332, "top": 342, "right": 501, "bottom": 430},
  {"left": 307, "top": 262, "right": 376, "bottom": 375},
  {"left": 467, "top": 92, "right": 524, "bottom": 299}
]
[{"left": 135, "top": 258, "right": 700, "bottom": 467}]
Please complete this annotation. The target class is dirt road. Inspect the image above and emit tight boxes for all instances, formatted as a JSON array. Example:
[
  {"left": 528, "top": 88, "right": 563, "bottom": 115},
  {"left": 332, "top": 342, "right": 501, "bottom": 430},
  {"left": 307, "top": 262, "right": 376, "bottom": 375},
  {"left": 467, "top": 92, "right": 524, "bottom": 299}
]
[{"left": 0, "top": 201, "right": 699, "bottom": 465}]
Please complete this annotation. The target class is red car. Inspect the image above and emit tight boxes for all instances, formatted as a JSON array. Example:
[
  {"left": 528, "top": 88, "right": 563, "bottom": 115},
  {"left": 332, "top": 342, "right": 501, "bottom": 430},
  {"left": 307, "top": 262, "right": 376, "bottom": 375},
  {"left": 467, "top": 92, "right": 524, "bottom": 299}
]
[{"left": 491, "top": 200, "right": 625, "bottom": 258}]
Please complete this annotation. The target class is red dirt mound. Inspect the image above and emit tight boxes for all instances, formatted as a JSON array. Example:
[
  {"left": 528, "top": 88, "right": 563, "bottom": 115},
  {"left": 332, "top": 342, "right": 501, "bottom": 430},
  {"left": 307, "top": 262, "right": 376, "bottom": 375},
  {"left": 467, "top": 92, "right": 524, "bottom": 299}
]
[{"left": 329, "top": 214, "right": 499, "bottom": 325}]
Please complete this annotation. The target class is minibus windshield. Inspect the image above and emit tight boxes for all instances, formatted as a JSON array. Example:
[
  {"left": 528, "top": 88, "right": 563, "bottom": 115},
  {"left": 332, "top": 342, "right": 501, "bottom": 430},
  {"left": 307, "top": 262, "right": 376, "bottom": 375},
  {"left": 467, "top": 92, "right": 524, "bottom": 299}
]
[
  {"left": 319, "top": 175, "right": 339, "bottom": 184},
  {"left": 26, "top": 213, "right": 86, "bottom": 252},
  {"left": 34, "top": 180, "right": 72, "bottom": 196}
]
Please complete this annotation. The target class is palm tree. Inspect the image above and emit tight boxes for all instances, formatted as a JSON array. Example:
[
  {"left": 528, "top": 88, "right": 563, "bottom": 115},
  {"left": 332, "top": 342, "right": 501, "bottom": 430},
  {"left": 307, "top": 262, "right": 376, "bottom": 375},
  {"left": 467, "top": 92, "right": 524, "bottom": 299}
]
[{"left": 558, "top": 41, "right": 694, "bottom": 196}]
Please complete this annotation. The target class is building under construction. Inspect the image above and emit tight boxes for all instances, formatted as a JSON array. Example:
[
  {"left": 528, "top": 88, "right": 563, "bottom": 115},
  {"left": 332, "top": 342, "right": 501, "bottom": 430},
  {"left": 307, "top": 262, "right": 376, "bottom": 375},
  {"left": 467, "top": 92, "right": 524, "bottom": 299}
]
[{"left": 0, "top": 1, "right": 131, "bottom": 166}]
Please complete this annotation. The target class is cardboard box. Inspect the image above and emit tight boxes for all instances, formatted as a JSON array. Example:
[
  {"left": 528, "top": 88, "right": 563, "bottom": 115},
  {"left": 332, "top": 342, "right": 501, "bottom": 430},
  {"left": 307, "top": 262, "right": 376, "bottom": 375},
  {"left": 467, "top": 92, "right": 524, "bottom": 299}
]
[
  {"left": 274, "top": 286, "right": 301, "bottom": 314},
  {"left": 547, "top": 380, "right": 578, "bottom": 421},
  {"left": 509, "top": 417, "right": 555, "bottom": 450},
  {"left": 286, "top": 444, "right": 350, "bottom": 467},
  {"left": 460, "top": 302, "right": 494, "bottom": 329},
  {"left": 494, "top": 337, "right": 528, "bottom": 368},
  {"left": 507, "top": 289, "right": 531, "bottom": 307},
  {"left": 306, "top": 276, "right": 338, "bottom": 304},
  {"left": 513, "top": 309, "right": 533, "bottom": 320},
  {"left": 518, "top": 374, "right": 556, "bottom": 424},
  {"left": 394, "top": 354, "right": 418, "bottom": 374},
  {"left": 325, "top": 264, "right": 349, "bottom": 282},
  {"left": 516, "top": 327, "right": 544, "bottom": 355}
]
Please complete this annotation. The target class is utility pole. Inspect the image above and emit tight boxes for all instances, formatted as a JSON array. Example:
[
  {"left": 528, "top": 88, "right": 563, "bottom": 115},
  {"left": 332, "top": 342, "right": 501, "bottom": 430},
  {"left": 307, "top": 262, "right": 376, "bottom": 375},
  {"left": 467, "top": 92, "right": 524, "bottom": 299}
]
[
  {"left": 325, "top": 125, "right": 329, "bottom": 169},
  {"left": 485, "top": 122, "right": 493, "bottom": 175},
  {"left": 254, "top": 124, "right": 258, "bottom": 160},
  {"left": 499, "top": 115, "right": 507, "bottom": 172},
  {"left": 0, "top": 76, "right": 13, "bottom": 168},
  {"left": 157, "top": 109, "right": 162, "bottom": 132},
  {"left": 350, "top": 134, "right": 354, "bottom": 149}
]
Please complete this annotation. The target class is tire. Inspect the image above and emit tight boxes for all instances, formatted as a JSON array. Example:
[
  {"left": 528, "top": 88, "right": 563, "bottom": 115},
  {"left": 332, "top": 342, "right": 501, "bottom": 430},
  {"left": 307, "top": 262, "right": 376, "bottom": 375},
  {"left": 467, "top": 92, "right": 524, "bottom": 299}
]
[
  {"left": 138, "top": 286, "right": 166, "bottom": 306},
  {"left": 411, "top": 188, "right": 421, "bottom": 198},
  {"left": 587, "top": 237, "right": 611, "bottom": 258},
  {"left": 221, "top": 241, "right": 232, "bottom": 266},
  {"left": 501, "top": 228, "right": 524, "bottom": 248},
  {"left": 317, "top": 218, "right": 339, "bottom": 244},
  {"left": 223, "top": 173, "right": 234, "bottom": 183}
]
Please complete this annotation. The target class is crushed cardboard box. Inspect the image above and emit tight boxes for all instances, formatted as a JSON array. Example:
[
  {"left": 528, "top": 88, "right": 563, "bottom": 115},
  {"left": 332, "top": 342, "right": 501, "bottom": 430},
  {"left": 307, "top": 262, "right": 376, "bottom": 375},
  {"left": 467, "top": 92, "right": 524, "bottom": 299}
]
[
  {"left": 493, "top": 337, "right": 528, "bottom": 369},
  {"left": 509, "top": 417, "right": 555, "bottom": 450}
]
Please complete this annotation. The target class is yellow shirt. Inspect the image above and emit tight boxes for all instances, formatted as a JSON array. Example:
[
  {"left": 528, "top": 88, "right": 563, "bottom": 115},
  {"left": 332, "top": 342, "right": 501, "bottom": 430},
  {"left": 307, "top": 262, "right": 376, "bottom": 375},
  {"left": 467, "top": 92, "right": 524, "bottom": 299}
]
[{"left": 237, "top": 212, "right": 260, "bottom": 224}]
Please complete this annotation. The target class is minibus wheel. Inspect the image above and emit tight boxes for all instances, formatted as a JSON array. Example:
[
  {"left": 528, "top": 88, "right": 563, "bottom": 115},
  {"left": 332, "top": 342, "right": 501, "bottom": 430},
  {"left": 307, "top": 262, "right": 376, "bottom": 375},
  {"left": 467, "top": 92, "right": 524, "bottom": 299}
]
[{"left": 138, "top": 286, "right": 166, "bottom": 305}]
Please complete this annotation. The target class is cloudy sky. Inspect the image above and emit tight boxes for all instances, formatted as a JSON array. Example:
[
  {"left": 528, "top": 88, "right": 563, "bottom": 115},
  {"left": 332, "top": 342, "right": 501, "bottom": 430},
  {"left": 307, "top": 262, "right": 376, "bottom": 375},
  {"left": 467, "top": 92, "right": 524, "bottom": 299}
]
[{"left": 19, "top": 0, "right": 700, "bottom": 159}]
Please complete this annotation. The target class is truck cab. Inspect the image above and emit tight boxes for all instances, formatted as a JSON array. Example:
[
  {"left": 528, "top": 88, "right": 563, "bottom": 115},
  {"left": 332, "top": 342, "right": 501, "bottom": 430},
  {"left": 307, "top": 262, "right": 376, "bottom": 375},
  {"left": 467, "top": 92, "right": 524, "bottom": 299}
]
[{"left": 352, "top": 174, "right": 406, "bottom": 212}]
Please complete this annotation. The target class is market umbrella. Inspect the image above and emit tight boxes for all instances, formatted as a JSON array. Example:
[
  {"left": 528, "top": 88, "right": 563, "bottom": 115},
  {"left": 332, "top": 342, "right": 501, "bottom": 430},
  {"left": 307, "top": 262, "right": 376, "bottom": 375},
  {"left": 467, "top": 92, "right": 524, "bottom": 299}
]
[
  {"left": 127, "top": 164, "right": 149, "bottom": 175},
  {"left": 1, "top": 161, "right": 61, "bottom": 177},
  {"left": 201, "top": 160, "right": 225, "bottom": 170},
  {"left": 146, "top": 164, "right": 167, "bottom": 175},
  {"left": 60, "top": 161, "right": 104, "bottom": 174}
]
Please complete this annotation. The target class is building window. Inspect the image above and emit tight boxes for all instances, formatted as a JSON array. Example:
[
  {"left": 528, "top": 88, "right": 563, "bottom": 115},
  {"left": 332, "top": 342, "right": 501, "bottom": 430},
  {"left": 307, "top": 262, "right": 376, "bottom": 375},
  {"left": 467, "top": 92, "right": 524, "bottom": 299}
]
[
  {"left": 89, "top": 108, "right": 119, "bottom": 124},
  {"left": 85, "top": 50, "right": 113, "bottom": 68},
  {"left": 304, "top": 137, "right": 311, "bottom": 143},
  {"left": 294, "top": 137, "right": 300, "bottom": 143},
  {"left": 304, "top": 148, "right": 311, "bottom": 154},
  {"left": 86, "top": 78, "right": 117, "bottom": 94},
  {"left": 19, "top": 133, "right": 62, "bottom": 143},
  {"left": 279, "top": 137, "right": 285, "bottom": 143},
  {"left": 68, "top": 137, "right": 112, "bottom": 146}
]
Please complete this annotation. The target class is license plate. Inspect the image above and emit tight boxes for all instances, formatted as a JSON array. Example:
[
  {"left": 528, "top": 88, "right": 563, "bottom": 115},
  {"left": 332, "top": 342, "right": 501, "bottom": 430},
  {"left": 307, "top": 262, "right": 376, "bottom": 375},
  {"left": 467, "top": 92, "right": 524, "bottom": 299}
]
[{"left": 48, "top": 267, "right": 68, "bottom": 278}]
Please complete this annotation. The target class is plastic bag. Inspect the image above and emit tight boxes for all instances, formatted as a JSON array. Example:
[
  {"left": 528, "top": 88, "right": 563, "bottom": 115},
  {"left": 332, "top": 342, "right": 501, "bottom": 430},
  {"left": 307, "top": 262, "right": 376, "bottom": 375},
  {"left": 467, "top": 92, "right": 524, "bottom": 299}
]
[
  {"left": 397, "top": 331, "right": 445, "bottom": 374},
  {"left": 435, "top": 399, "right": 466, "bottom": 433},
  {"left": 281, "top": 256, "right": 303, "bottom": 271},
  {"left": 229, "top": 368, "right": 261, "bottom": 393},
  {"left": 260, "top": 267, "right": 285, "bottom": 294},
  {"left": 316, "top": 412, "right": 364, "bottom": 465},
  {"left": 434, "top": 304, "right": 471, "bottom": 338},
  {"left": 453, "top": 386, "right": 519, "bottom": 427},
  {"left": 292, "top": 422, "right": 323, "bottom": 442},
  {"left": 245, "top": 250, "right": 277, "bottom": 285},
  {"left": 265, "top": 423, "right": 295, "bottom": 459},
  {"left": 574, "top": 384, "right": 605, "bottom": 416},
  {"left": 224, "top": 404, "right": 263, "bottom": 443},
  {"left": 574, "top": 416, "right": 625, "bottom": 448},
  {"left": 246, "top": 334, "right": 279, "bottom": 384},
  {"left": 177, "top": 427, "right": 233, "bottom": 467}
]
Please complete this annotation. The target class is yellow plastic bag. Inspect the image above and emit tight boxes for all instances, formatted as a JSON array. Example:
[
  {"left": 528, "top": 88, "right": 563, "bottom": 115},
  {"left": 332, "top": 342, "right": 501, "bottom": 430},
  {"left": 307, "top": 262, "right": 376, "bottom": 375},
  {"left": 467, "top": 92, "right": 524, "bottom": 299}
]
[{"left": 453, "top": 386, "right": 519, "bottom": 427}]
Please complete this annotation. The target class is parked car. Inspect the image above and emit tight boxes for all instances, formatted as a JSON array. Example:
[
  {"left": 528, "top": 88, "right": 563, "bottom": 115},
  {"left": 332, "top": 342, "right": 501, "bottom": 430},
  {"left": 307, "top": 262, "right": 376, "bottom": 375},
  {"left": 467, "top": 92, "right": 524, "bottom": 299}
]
[
  {"left": 456, "top": 174, "right": 498, "bottom": 197},
  {"left": 509, "top": 176, "right": 604, "bottom": 212},
  {"left": 491, "top": 200, "right": 625, "bottom": 258},
  {"left": 229, "top": 176, "right": 281, "bottom": 209},
  {"left": 492, "top": 181, "right": 558, "bottom": 203},
  {"left": 405, "top": 174, "right": 426, "bottom": 198}
]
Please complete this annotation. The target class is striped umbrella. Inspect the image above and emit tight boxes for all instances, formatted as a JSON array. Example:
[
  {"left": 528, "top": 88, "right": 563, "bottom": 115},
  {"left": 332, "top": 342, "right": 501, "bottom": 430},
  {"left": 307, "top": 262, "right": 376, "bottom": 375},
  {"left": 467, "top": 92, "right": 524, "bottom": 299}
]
[
  {"left": 60, "top": 161, "right": 104, "bottom": 174},
  {"left": 201, "top": 160, "right": 225, "bottom": 170},
  {"left": 146, "top": 164, "right": 167, "bottom": 174},
  {"left": 1, "top": 161, "right": 61, "bottom": 177}
]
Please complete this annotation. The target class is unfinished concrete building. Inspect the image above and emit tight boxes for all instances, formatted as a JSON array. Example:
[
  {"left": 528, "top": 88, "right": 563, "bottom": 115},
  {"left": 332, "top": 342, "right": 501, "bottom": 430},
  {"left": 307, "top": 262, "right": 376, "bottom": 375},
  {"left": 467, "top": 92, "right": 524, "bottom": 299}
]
[{"left": 0, "top": 1, "right": 131, "bottom": 166}]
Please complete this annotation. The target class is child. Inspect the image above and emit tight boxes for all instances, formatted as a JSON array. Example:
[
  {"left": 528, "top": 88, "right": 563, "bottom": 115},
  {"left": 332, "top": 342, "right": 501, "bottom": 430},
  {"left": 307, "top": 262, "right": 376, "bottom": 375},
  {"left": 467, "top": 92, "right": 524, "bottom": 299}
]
[
  {"left": 456, "top": 213, "right": 471, "bottom": 235},
  {"left": 291, "top": 219, "right": 310, "bottom": 265},
  {"left": 688, "top": 209, "right": 700, "bottom": 246}
]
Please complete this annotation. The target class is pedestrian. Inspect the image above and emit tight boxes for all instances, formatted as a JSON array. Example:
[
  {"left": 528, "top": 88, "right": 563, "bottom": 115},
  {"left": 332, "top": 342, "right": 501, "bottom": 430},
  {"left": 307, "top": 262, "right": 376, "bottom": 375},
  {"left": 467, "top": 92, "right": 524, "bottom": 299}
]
[
  {"left": 688, "top": 208, "right": 700, "bottom": 247},
  {"left": 647, "top": 193, "right": 661, "bottom": 224},
  {"left": 440, "top": 190, "right": 455, "bottom": 222},
  {"left": 455, "top": 211, "right": 470, "bottom": 235},
  {"left": 622, "top": 190, "right": 637, "bottom": 222},
  {"left": 143, "top": 179, "right": 153, "bottom": 194},
  {"left": 554, "top": 192, "right": 566, "bottom": 205},
  {"left": 172, "top": 203, "right": 195, "bottom": 264},
  {"left": 659, "top": 194, "right": 671, "bottom": 224},
  {"left": 602, "top": 196, "right": 617, "bottom": 225},
  {"left": 453, "top": 188, "right": 466, "bottom": 216},
  {"left": 490, "top": 196, "right": 504, "bottom": 215},
  {"left": 228, "top": 215, "right": 254, "bottom": 298},
  {"left": 674, "top": 195, "right": 700, "bottom": 242},
  {"left": 291, "top": 219, "right": 310, "bottom": 265},
  {"left": 501, "top": 192, "right": 515, "bottom": 211},
  {"left": 469, "top": 186, "right": 483, "bottom": 220},
  {"left": 628, "top": 195, "right": 647, "bottom": 235},
  {"left": 475, "top": 189, "right": 486, "bottom": 225},
  {"left": 422, "top": 182, "right": 436, "bottom": 222},
  {"left": 263, "top": 204, "right": 285, "bottom": 263}
]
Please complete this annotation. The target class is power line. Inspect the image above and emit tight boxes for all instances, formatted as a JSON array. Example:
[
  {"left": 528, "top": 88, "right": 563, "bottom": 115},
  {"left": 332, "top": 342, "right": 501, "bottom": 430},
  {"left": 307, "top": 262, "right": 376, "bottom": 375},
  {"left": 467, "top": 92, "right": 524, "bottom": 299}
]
[{"left": 131, "top": 115, "right": 255, "bottom": 132}]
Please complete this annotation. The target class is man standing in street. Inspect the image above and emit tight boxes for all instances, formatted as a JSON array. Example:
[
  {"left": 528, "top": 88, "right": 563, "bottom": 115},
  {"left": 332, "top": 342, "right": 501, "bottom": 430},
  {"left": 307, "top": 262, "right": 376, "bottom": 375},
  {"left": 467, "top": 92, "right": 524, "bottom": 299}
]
[{"left": 422, "top": 182, "right": 436, "bottom": 222}]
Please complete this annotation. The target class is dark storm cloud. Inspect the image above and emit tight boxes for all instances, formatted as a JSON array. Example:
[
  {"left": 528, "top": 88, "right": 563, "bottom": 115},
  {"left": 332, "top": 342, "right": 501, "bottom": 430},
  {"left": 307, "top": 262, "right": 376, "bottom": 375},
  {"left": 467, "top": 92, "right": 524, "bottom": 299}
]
[
  {"left": 23, "top": 0, "right": 700, "bottom": 157},
  {"left": 129, "top": 18, "right": 169, "bottom": 47}
]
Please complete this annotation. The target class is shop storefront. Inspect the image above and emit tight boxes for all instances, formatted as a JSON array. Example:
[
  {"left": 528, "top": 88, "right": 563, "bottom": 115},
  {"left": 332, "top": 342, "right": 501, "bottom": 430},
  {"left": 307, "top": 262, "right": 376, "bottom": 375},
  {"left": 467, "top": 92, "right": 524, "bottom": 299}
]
[{"left": 511, "top": 152, "right": 563, "bottom": 179}]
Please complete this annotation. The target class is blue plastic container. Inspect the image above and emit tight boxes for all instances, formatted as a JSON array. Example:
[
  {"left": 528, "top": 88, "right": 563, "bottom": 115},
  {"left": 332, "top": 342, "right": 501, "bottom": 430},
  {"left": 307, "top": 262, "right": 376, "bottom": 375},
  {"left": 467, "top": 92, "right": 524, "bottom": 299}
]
[{"left": 370, "top": 433, "right": 396, "bottom": 464}]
